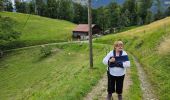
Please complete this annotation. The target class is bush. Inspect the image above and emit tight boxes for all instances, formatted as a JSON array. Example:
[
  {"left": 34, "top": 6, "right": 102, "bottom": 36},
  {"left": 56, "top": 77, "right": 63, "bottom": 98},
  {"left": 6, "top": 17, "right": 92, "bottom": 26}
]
[
  {"left": 40, "top": 45, "right": 52, "bottom": 57},
  {"left": 0, "top": 16, "right": 21, "bottom": 51}
]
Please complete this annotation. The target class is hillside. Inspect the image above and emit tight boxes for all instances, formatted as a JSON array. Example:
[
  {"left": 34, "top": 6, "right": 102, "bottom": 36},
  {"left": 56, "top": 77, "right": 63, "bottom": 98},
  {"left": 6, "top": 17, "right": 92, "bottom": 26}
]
[
  {"left": 0, "top": 42, "right": 143, "bottom": 100},
  {"left": 0, "top": 43, "right": 107, "bottom": 100},
  {"left": 1, "top": 11, "right": 170, "bottom": 100},
  {"left": 0, "top": 12, "right": 76, "bottom": 47},
  {"left": 94, "top": 16, "right": 170, "bottom": 99}
]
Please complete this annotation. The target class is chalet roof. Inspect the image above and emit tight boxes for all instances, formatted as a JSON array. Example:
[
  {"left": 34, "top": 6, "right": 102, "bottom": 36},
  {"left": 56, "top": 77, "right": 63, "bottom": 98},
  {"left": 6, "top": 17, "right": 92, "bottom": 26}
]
[{"left": 73, "top": 24, "right": 96, "bottom": 32}]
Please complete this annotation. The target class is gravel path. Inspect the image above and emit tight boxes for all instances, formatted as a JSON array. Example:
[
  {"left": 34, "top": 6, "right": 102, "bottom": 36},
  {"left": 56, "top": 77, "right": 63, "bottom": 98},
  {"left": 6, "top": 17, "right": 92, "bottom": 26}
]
[
  {"left": 132, "top": 56, "right": 158, "bottom": 100},
  {"left": 83, "top": 69, "right": 132, "bottom": 100}
]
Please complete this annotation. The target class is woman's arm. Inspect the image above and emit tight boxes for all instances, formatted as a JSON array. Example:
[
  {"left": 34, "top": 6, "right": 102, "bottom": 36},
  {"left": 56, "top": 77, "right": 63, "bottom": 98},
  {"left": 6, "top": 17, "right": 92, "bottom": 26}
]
[
  {"left": 103, "top": 51, "right": 112, "bottom": 66},
  {"left": 122, "top": 51, "right": 130, "bottom": 68},
  {"left": 123, "top": 61, "right": 130, "bottom": 68}
]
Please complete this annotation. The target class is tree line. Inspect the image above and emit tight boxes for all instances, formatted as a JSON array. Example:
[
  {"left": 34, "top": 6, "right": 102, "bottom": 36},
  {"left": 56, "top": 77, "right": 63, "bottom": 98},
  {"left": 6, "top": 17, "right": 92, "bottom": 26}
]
[{"left": 0, "top": 0, "right": 170, "bottom": 33}]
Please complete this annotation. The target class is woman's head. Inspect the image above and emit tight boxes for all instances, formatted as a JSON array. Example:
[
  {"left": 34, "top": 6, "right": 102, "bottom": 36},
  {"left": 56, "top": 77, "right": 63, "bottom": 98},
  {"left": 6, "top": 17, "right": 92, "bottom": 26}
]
[{"left": 114, "top": 41, "right": 124, "bottom": 51}]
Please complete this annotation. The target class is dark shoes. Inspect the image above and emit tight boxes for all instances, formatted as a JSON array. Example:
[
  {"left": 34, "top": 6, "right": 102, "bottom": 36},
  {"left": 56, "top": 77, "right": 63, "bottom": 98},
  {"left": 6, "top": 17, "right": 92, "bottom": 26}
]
[
  {"left": 106, "top": 94, "right": 122, "bottom": 100},
  {"left": 106, "top": 94, "right": 113, "bottom": 100},
  {"left": 118, "top": 94, "right": 122, "bottom": 100}
]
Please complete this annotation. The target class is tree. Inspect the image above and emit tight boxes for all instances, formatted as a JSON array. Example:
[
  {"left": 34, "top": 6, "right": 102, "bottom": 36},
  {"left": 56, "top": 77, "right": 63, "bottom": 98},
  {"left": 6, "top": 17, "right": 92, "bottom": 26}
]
[
  {"left": 122, "top": 0, "right": 137, "bottom": 25},
  {"left": 145, "top": 10, "right": 153, "bottom": 24},
  {"left": 60, "top": 0, "right": 73, "bottom": 21},
  {"left": 28, "top": 1, "right": 36, "bottom": 14},
  {"left": 137, "top": 0, "right": 153, "bottom": 24},
  {"left": 46, "top": 0, "right": 58, "bottom": 18},
  {"left": 6, "top": 0, "right": 13, "bottom": 11},
  {"left": 81, "top": 5, "right": 88, "bottom": 23},
  {"left": 107, "top": 2, "right": 121, "bottom": 28},
  {"left": 72, "top": 2, "right": 87, "bottom": 24},
  {"left": 136, "top": 16, "right": 143, "bottom": 25},
  {"left": 0, "top": 0, "right": 3, "bottom": 11},
  {"left": 15, "top": 1, "right": 27, "bottom": 13},
  {"left": 3, "top": 0, "right": 13, "bottom": 12},
  {"left": 118, "top": 9, "right": 130, "bottom": 28},
  {"left": 36, "top": 0, "right": 46, "bottom": 16},
  {"left": 165, "top": 6, "right": 170, "bottom": 17},
  {"left": 72, "top": 3, "right": 81, "bottom": 23},
  {"left": 95, "top": 7, "right": 109, "bottom": 34},
  {"left": 92, "top": 9, "right": 97, "bottom": 24},
  {"left": 154, "top": 0, "right": 164, "bottom": 20}
]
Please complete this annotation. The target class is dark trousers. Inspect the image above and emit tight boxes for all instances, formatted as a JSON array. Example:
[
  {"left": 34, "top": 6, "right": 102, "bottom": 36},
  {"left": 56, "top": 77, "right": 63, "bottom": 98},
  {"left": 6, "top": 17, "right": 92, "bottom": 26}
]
[{"left": 107, "top": 71, "right": 125, "bottom": 94}]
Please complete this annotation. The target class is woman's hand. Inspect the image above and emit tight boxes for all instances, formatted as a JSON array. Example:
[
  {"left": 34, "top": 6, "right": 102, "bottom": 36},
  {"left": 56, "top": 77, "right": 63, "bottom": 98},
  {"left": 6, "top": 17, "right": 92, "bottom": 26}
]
[{"left": 109, "top": 57, "right": 115, "bottom": 63}]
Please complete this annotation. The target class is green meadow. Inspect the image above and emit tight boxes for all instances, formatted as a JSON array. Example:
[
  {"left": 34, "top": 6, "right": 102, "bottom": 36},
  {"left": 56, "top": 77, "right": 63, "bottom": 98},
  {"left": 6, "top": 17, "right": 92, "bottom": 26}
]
[
  {"left": 0, "top": 12, "right": 76, "bottom": 47},
  {"left": 0, "top": 43, "right": 107, "bottom": 100},
  {"left": 0, "top": 42, "right": 142, "bottom": 100}
]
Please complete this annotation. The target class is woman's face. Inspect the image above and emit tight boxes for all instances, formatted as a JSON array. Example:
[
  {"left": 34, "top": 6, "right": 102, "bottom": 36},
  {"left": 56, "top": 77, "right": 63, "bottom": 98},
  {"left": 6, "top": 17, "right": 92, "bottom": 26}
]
[{"left": 115, "top": 44, "right": 123, "bottom": 52}]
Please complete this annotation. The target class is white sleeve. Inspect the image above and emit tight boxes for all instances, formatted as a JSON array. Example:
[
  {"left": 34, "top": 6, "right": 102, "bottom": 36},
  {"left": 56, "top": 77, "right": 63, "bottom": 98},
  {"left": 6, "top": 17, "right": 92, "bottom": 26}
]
[
  {"left": 123, "top": 61, "right": 130, "bottom": 68},
  {"left": 103, "top": 51, "right": 112, "bottom": 66},
  {"left": 122, "top": 51, "right": 130, "bottom": 68}
]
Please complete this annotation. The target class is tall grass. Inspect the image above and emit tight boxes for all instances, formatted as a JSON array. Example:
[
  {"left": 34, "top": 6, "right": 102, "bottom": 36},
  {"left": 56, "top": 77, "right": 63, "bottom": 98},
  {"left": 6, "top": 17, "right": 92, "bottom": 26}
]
[{"left": 157, "top": 35, "right": 170, "bottom": 55}]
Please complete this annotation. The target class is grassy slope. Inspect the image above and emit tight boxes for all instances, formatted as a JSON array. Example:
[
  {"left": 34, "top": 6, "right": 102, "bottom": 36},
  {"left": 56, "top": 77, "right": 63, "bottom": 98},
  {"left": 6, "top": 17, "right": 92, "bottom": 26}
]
[
  {"left": 1, "top": 11, "right": 170, "bottom": 100},
  {"left": 124, "top": 54, "right": 142, "bottom": 100},
  {"left": 0, "top": 41, "right": 142, "bottom": 100},
  {"left": 0, "top": 12, "right": 76, "bottom": 46},
  {"left": 0, "top": 43, "right": 108, "bottom": 100},
  {"left": 94, "top": 17, "right": 170, "bottom": 100}
]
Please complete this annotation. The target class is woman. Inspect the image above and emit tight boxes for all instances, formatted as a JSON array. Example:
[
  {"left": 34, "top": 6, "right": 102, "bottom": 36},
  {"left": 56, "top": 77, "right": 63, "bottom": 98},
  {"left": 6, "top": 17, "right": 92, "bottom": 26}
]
[{"left": 103, "top": 41, "right": 130, "bottom": 100}]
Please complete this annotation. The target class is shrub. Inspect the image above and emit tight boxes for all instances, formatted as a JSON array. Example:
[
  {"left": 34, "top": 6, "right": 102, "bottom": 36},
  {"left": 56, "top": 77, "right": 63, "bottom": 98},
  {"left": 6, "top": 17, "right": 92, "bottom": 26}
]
[
  {"left": 40, "top": 45, "right": 52, "bottom": 57},
  {"left": 0, "top": 16, "right": 21, "bottom": 51}
]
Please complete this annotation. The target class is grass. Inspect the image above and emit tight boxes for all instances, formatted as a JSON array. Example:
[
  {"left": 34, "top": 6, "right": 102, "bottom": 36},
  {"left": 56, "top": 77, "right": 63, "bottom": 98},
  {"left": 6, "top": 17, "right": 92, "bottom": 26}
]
[
  {"left": 0, "top": 42, "right": 142, "bottom": 100},
  {"left": 0, "top": 11, "right": 76, "bottom": 47},
  {"left": 157, "top": 35, "right": 170, "bottom": 55},
  {"left": 118, "top": 26, "right": 139, "bottom": 33},
  {"left": 124, "top": 54, "right": 142, "bottom": 100},
  {"left": 0, "top": 43, "right": 109, "bottom": 100},
  {"left": 94, "top": 16, "right": 170, "bottom": 100}
]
